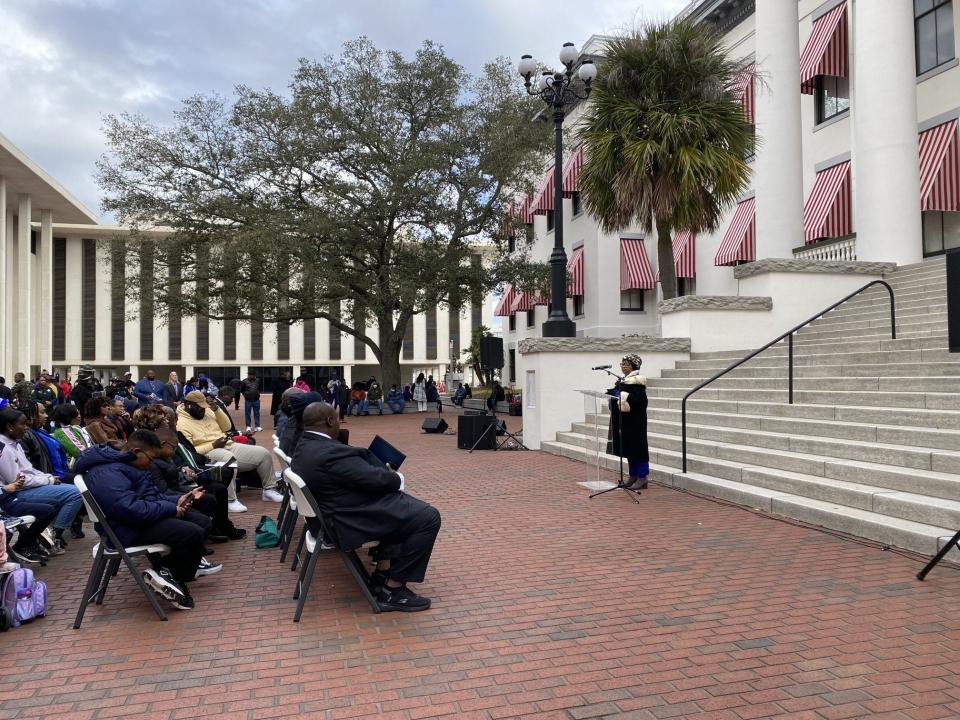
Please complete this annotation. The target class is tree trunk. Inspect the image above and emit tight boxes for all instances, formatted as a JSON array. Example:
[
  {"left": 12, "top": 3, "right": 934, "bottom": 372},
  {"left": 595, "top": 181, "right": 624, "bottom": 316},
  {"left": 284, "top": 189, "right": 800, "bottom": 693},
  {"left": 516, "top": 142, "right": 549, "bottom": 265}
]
[
  {"left": 656, "top": 217, "right": 679, "bottom": 301},
  {"left": 377, "top": 319, "right": 404, "bottom": 391}
]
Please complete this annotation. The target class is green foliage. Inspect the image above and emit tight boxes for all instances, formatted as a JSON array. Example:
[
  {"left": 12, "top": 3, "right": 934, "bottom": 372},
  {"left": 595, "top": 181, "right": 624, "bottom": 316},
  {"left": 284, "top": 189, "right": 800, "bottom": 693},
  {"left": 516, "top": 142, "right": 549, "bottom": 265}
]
[
  {"left": 578, "top": 18, "right": 754, "bottom": 300},
  {"left": 96, "top": 37, "right": 551, "bottom": 386}
]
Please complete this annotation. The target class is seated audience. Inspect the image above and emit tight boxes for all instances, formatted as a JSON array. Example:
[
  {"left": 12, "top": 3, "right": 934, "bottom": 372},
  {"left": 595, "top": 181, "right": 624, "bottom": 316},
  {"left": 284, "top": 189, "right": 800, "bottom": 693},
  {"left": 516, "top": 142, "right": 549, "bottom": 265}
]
[
  {"left": 451, "top": 383, "right": 466, "bottom": 407},
  {"left": 402, "top": 384, "right": 413, "bottom": 403},
  {"left": 0, "top": 457, "right": 57, "bottom": 565},
  {"left": 0, "top": 407, "right": 83, "bottom": 556},
  {"left": 177, "top": 391, "right": 283, "bottom": 510},
  {"left": 275, "top": 386, "right": 305, "bottom": 440},
  {"left": 84, "top": 397, "right": 121, "bottom": 443},
  {"left": 214, "top": 387, "right": 256, "bottom": 444},
  {"left": 348, "top": 384, "right": 369, "bottom": 416},
  {"left": 21, "top": 404, "right": 72, "bottom": 481},
  {"left": 292, "top": 402, "right": 441, "bottom": 612},
  {"left": 280, "top": 392, "right": 324, "bottom": 455},
  {"left": 51, "top": 404, "right": 93, "bottom": 465},
  {"left": 367, "top": 380, "right": 384, "bottom": 416},
  {"left": 70, "top": 366, "right": 102, "bottom": 422},
  {"left": 183, "top": 377, "right": 200, "bottom": 397},
  {"left": 386, "top": 385, "right": 405, "bottom": 414},
  {"left": 76, "top": 430, "right": 209, "bottom": 610}
]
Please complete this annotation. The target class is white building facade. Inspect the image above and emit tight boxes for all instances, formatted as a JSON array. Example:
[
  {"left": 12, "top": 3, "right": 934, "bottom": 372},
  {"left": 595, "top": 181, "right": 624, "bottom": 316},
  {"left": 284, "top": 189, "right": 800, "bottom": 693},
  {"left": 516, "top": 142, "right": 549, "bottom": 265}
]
[
  {"left": 0, "top": 135, "right": 493, "bottom": 391},
  {"left": 499, "top": 0, "right": 960, "bottom": 383}
]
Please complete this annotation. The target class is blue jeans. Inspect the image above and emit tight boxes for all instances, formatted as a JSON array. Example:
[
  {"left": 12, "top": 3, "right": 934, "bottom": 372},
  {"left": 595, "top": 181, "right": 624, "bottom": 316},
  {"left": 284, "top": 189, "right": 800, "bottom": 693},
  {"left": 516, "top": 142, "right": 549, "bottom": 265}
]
[
  {"left": 245, "top": 399, "right": 261, "bottom": 428},
  {"left": 16, "top": 484, "right": 83, "bottom": 530},
  {"left": 388, "top": 399, "right": 405, "bottom": 414},
  {"left": 369, "top": 399, "right": 383, "bottom": 414},
  {"left": 348, "top": 399, "right": 369, "bottom": 415}
]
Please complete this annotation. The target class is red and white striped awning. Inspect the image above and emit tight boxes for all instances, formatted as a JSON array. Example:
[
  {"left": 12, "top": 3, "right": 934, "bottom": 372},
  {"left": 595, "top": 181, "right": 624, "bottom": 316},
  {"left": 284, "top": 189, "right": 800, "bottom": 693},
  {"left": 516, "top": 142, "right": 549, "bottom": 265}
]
[
  {"left": 516, "top": 194, "right": 534, "bottom": 225},
  {"left": 919, "top": 119, "right": 960, "bottom": 212},
  {"left": 731, "top": 64, "right": 755, "bottom": 124},
  {"left": 531, "top": 166, "right": 556, "bottom": 215},
  {"left": 714, "top": 197, "right": 756, "bottom": 266},
  {"left": 800, "top": 3, "right": 848, "bottom": 95},
  {"left": 654, "top": 232, "right": 697, "bottom": 282},
  {"left": 562, "top": 145, "right": 584, "bottom": 197},
  {"left": 803, "top": 161, "right": 852, "bottom": 244},
  {"left": 620, "top": 238, "right": 655, "bottom": 290},
  {"left": 494, "top": 285, "right": 516, "bottom": 317},
  {"left": 510, "top": 290, "right": 549, "bottom": 313},
  {"left": 567, "top": 246, "right": 584, "bottom": 296}
]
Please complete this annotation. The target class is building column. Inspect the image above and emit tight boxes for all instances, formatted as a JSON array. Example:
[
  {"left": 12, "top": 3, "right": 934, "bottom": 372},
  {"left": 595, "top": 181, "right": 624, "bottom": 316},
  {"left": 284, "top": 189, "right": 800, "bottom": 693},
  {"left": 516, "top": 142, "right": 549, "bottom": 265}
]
[
  {"left": 40, "top": 210, "right": 53, "bottom": 371},
  {"left": 853, "top": 0, "right": 922, "bottom": 264},
  {"left": 754, "top": 0, "right": 805, "bottom": 257},
  {"left": 17, "top": 195, "right": 32, "bottom": 375},
  {"left": 4, "top": 209, "right": 14, "bottom": 377}
]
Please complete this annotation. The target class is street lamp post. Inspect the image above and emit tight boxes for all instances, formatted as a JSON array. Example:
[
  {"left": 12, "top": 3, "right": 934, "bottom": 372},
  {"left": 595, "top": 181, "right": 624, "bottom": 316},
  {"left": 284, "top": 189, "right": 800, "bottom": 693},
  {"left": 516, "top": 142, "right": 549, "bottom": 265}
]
[{"left": 518, "top": 44, "right": 596, "bottom": 338}]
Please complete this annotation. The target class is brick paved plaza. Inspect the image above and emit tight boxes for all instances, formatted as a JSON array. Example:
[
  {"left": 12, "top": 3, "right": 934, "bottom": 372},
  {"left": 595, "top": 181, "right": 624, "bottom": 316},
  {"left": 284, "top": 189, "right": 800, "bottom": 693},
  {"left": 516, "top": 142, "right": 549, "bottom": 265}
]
[{"left": 4, "top": 406, "right": 960, "bottom": 720}]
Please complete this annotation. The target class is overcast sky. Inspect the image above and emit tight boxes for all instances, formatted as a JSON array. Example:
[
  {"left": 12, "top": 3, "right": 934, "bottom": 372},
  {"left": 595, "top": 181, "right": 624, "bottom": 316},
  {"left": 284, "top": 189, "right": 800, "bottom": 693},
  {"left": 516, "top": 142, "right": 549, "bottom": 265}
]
[{"left": 0, "top": 0, "right": 688, "bottom": 221}]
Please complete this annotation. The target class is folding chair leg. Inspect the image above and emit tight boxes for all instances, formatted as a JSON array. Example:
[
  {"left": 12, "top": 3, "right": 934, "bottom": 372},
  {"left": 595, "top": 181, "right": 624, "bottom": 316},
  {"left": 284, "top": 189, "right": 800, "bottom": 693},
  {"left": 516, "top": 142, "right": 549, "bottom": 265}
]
[
  {"left": 341, "top": 551, "right": 381, "bottom": 614},
  {"left": 73, "top": 548, "right": 108, "bottom": 629},
  {"left": 276, "top": 490, "right": 289, "bottom": 527},
  {"left": 293, "top": 545, "right": 311, "bottom": 600},
  {"left": 291, "top": 525, "right": 307, "bottom": 571},
  {"left": 294, "top": 547, "right": 321, "bottom": 622},
  {"left": 279, "top": 513, "right": 297, "bottom": 563},
  {"left": 96, "top": 557, "right": 121, "bottom": 605},
  {"left": 123, "top": 553, "right": 167, "bottom": 622}
]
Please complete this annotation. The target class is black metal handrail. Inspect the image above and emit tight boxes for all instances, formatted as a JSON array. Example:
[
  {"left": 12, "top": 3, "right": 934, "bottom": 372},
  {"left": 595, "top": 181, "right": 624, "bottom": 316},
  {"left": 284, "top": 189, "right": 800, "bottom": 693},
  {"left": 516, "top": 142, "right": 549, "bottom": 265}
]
[{"left": 681, "top": 280, "right": 896, "bottom": 473}]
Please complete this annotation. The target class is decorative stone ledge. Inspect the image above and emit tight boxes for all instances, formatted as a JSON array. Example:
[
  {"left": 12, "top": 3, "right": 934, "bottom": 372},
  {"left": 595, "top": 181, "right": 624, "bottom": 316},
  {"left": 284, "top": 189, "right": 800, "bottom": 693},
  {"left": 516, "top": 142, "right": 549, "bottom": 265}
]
[
  {"left": 733, "top": 258, "right": 897, "bottom": 280},
  {"left": 658, "top": 295, "right": 772, "bottom": 315},
  {"left": 518, "top": 335, "right": 690, "bottom": 354}
]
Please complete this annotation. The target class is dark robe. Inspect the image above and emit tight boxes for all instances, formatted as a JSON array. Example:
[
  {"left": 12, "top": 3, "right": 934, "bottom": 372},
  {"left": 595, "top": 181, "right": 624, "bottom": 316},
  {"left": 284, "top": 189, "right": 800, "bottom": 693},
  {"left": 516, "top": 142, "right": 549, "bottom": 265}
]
[{"left": 607, "top": 372, "right": 649, "bottom": 463}]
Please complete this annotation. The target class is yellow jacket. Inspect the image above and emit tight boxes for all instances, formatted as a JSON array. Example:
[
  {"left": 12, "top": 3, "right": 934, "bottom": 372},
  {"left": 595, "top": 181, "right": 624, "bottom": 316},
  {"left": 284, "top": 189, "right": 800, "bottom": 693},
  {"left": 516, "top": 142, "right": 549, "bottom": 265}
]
[{"left": 176, "top": 405, "right": 233, "bottom": 455}]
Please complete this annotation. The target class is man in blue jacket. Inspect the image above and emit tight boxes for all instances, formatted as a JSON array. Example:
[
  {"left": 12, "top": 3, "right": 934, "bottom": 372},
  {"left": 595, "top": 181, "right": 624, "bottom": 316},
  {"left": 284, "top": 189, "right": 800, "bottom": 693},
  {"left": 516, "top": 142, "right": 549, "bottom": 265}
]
[
  {"left": 133, "top": 370, "right": 164, "bottom": 407},
  {"left": 75, "top": 430, "right": 207, "bottom": 610}
]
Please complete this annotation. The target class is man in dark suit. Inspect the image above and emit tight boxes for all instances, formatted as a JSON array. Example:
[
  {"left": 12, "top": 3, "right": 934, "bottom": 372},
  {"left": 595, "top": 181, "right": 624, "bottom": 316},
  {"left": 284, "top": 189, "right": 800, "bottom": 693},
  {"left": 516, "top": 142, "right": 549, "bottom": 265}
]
[
  {"left": 163, "top": 372, "right": 182, "bottom": 405},
  {"left": 291, "top": 402, "right": 440, "bottom": 612}
]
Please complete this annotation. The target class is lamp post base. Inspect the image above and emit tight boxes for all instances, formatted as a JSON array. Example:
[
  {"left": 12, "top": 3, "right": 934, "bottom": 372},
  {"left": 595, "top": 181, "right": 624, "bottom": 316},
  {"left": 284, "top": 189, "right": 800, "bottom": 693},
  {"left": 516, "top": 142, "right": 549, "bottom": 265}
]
[{"left": 541, "top": 317, "right": 577, "bottom": 337}]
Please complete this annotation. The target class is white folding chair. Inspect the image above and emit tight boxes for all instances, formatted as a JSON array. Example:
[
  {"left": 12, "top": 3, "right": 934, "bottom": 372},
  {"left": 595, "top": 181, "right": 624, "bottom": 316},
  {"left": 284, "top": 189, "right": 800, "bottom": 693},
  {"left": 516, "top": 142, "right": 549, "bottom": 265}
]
[
  {"left": 284, "top": 468, "right": 380, "bottom": 621},
  {"left": 72, "top": 476, "right": 171, "bottom": 629}
]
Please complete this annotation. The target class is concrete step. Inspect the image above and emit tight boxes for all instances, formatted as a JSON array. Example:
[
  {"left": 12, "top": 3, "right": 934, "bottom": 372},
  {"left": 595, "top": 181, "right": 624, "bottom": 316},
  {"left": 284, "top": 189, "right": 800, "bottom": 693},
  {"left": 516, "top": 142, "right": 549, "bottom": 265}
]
[
  {"left": 806, "top": 313, "right": 947, "bottom": 333},
  {"left": 541, "top": 439, "right": 959, "bottom": 557},
  {"left": 677, "top": 349, "right": 958, "bottom": 372},
  {"left": 793, "top": 330, "right": 947, "bottom": 346},
  {"left": 648, "top": 374, "right": 960, "bottom": 393},
  {"left": 841, "top": 289, "right": 946, "bottom": 310},
  {"left": 795, "top": 319, "right": 947, "bottom": 340},
  {"left": 690, "top": 335, "right": 949, "bottom": 361},
  {"left": 818, "top": 303, "right": 947, "bottom": 324},
  {"left": 662, "top": 361, "right": 960, "bottom": 379},
  {"left": 647, "top": 385, "right": 960, "bottom": 410}
]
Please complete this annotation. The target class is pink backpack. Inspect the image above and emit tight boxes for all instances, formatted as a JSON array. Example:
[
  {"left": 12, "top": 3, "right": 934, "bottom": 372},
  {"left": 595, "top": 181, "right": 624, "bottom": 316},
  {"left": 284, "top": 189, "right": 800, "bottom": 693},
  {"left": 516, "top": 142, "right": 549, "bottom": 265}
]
[{"left": 1, "top": 565, "right": 47, "bottom": 627}]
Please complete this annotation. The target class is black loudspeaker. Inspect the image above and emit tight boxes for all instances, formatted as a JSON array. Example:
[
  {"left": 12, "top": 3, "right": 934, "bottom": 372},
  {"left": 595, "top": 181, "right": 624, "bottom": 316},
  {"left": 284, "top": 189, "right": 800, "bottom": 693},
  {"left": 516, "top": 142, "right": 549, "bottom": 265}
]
[
  {"left": 479, "top": 335, "right": 505, "bottom": 369},
  {"left": 422, "top": 417, "right": 448, "bottom": 434},
  {"left": 457, "top": 415, "right": 496, "bottom": 449},
  {"left": 948, "top": 249, "right": 960, "bottom": 353}
]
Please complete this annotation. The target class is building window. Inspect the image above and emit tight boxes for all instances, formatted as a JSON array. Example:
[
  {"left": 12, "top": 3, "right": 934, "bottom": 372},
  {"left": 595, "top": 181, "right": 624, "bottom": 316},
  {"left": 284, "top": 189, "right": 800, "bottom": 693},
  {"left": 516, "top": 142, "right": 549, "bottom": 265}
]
[
  {"left": 916, "top": 0, "right": 955, "bottom": 75},
  {"left": 922, "top": 211, "right": 960, "bottom": 256},
  {"left": 508, "top": 315, "right": 516, "bottom": 332},
  {"left": 508, "top": 349, "right": 516, "bottom": 384},
  {"left": 620, "top": 289, "right": 645, "bottom": 311},
  {"left": 678, "top": 278, "right": 695, "bottom": 297},
  {"left": 573, "top": 295, "right": 584, "bottom": 317},
  {"left": 508, "top": 235, "right": 516, "bottom": 253},
  {"left": 526, "top": 309, "right": 535, "bottom": 328},
  {"left": 572, "top": 192, "right": 583, "bottom": 216},
  {"left": 815, "top": 75, "right": 850, "bottom": 124},
  {"left": 546, "top": 211, "right": 555, "bottom": 232}
]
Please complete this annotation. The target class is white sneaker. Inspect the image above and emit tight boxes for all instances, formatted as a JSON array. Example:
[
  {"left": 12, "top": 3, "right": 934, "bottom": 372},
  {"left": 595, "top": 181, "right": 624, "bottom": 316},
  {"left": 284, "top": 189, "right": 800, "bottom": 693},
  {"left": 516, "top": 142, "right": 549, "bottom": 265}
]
[
  {"left": 255, "top": 426, "right": 263, "bottom": 432},
  {"left": 195, "top": 557, "right": 223, "bottom": 577},
  {"left": 227, "top": 500, "right": 248, "bottom": 513},
  {"left": 262, "top": 488, "right": 284, "bottom": 503},
  {"left": 245, "top": 426, "right": 252, "bottom": 432}
]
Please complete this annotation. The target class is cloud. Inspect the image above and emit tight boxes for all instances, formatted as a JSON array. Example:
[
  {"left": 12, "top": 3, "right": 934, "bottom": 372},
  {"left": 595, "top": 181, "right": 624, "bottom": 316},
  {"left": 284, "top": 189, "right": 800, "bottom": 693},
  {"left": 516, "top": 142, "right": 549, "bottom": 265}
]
[{"left": 0, "top": 0, "right": 687, "bottom": 221}]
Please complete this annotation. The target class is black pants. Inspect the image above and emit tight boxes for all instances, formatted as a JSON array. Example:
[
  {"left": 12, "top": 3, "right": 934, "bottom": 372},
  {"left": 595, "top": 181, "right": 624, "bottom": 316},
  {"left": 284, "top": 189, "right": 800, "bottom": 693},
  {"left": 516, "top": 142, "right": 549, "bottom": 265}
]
[
  {"left": 2, "top": 498, "right": 56, "bottom": 546},
  {"left": 233, "top": 391, "right": 241, "bottom": 409},
  {"left": 135, "top": 518, "right": 205, "bottom": 584},
  {"left": 378, "top": 505, "right": 442, "bottom": 584},
  {"left": 196, "top": 482, "right": 234, "bottom": 535}
]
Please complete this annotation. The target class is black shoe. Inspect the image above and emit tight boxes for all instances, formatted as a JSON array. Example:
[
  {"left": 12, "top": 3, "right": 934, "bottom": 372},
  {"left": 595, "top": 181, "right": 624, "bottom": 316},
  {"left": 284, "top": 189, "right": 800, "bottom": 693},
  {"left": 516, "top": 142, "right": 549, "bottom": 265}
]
[
  {"left": 227, "top": 527, "right": 247, "bottom": 540},
  {"left": 368, "top": 570, "right": 389, "bottom": 595},
  {"left": 143, "top": 567, "right": 192, "bottom": 609},
  {"left": 71, "top": 526, "right": 86, "bottom": 539},
  {"left": 208, "top": 533, "right": 230, "bottom": 544},
  {"left": 10, "top": 544, "right": 43, "bottom": 565},
  {"left": 377, "top": 584, "right": 431, "bottom": 612},
  {"left": 203, "top": 547, "right": 215, "bottom": 555}
]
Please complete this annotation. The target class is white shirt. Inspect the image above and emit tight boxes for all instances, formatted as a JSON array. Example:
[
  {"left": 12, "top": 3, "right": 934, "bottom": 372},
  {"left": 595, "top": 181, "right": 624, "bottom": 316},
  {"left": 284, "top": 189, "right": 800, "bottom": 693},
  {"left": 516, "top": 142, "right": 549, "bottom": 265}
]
[{"left": 0, "top": 435, "right": 56, "bottom": 489}]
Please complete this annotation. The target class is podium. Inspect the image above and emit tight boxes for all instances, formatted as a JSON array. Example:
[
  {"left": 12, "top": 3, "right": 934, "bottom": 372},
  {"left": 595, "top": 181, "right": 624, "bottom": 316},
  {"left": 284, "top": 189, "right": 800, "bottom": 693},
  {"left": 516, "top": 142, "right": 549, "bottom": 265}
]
[{"left": 577, "top": 389, "right": 613, "bottom": 491}]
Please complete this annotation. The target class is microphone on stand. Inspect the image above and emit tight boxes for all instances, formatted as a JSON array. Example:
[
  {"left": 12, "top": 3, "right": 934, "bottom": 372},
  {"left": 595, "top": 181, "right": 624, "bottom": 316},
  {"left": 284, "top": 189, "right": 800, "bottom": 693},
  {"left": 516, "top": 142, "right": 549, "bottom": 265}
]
[{"left": 591, "top": 364, "right": 612, "bottom": 371}]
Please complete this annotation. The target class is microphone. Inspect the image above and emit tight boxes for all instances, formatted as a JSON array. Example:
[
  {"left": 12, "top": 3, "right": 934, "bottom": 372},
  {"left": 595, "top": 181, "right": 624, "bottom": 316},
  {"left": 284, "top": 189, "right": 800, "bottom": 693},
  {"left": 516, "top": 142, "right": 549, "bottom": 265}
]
[{"left": 591, "top": 364, "right": 612, "bottom": 370}]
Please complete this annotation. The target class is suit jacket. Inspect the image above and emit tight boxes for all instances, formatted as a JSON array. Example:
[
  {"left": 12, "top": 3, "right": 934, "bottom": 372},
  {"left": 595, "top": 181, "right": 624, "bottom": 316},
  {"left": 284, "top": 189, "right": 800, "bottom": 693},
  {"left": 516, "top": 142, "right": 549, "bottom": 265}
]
[
  {"left": 163, "top": 381, "right": 182, "bottom": 403},
  {"left": 291, "top": 431, "right": 430, "bottom": 550}
]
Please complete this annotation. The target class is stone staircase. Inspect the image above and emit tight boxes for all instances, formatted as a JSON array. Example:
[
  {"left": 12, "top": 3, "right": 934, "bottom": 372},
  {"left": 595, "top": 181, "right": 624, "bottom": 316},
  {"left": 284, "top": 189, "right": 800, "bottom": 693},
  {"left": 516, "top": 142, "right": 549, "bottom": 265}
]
[{"left": 544, "top": 256, "right": 960, "bottom": 556}]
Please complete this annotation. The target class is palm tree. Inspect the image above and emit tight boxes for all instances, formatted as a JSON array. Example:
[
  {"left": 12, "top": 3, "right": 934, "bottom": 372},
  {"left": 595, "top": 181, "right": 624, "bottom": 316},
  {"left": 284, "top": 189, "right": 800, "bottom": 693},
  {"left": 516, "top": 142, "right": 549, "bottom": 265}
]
[{"left": 579, "top": 18, "right": 754, "bottom": 300}]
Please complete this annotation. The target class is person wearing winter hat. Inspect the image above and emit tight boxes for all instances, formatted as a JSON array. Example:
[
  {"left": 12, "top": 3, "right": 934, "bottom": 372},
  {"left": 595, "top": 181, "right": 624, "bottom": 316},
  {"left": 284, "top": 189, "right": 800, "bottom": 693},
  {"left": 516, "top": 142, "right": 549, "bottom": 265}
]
[{"left": 279, "top": 391, "right": 325, "bottom": 455}]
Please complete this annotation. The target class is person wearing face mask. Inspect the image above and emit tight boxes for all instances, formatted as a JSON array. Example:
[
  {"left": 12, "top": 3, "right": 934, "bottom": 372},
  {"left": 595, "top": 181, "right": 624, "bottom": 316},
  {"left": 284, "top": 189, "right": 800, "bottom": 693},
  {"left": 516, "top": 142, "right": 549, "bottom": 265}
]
[
  {"left": 176, "top": 391, "right": 283, "bottom": 511},
  {"left": 75, "top": 430, "right": 207, "bottom": 610}
]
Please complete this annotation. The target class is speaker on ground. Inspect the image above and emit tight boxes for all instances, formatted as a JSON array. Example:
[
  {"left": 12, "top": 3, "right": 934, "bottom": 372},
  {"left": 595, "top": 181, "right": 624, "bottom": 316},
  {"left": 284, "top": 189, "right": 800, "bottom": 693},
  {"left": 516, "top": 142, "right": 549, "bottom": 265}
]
[{"left": 422, "top": 417, "right": 448, "bottom": 433}]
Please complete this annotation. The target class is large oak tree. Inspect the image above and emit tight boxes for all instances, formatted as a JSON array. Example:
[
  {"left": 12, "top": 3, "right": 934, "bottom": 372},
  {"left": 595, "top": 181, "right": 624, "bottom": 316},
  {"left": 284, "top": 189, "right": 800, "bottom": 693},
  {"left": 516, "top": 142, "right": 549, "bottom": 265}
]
[{"left": 98, "top": 38, "right": 550, "bottom": 388}]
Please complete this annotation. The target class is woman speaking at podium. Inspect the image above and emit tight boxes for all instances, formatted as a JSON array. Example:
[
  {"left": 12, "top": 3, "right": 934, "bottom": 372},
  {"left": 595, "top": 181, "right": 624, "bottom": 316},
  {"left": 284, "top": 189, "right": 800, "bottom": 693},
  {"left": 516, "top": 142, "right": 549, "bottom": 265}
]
[{"left": 607, "top": 354, "right": 649, "bottom": 490}]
